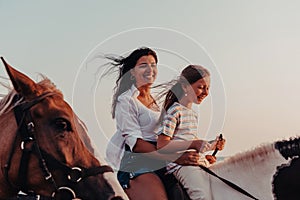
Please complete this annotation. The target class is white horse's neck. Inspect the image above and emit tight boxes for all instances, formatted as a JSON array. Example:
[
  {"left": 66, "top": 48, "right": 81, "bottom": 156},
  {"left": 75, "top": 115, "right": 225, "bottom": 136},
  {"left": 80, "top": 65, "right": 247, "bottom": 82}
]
[{"left": 209, "top": 143, "right": 289, "bottom": 200}]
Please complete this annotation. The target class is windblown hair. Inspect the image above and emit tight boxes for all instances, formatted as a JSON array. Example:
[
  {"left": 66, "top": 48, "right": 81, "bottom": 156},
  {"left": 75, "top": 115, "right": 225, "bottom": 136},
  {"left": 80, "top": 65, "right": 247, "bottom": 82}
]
[
  {"left": 102, "top": 47, "right": 158, "bottom": 118},
  {"left": 162, "top": 65, "right": 210, "bottom": 112}
]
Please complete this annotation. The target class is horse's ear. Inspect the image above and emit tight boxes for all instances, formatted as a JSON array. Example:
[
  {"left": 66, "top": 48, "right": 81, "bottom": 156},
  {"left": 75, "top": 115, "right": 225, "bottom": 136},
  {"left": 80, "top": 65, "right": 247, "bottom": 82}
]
[{"left": 1, "top": 57, "right": 38, "bottom": 97}]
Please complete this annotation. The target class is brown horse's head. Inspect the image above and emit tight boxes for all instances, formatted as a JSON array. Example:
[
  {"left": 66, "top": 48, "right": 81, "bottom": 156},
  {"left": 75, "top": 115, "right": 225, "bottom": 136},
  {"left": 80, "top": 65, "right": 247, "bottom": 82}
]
[{"left": 0, "top": 58, "right": 127, "bottom": 200}]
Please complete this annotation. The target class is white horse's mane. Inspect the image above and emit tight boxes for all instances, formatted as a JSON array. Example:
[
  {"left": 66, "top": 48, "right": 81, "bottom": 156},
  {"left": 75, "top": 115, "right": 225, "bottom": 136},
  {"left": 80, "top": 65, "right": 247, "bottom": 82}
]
[
  {"left": 212, "top": 135, "right": 300, "bottom": 172},
  {"left": 211, "top": 142, "right": 276, "bottom": 171}
]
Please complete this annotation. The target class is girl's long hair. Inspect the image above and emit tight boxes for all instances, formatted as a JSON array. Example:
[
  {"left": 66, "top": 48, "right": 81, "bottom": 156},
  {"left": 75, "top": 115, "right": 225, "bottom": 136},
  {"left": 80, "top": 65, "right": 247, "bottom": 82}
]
[
  {"left": 158, "top": 65, "right": 210, "bottom": 122},
  {"left": 102, "top": 47, "right": 158, "bottom": 118}
]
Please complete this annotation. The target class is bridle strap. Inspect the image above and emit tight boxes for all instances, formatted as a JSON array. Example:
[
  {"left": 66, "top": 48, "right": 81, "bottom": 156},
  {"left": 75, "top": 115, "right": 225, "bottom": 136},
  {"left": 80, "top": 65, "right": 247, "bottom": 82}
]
[
  {"left": 39, "top": 148, "right": 113, "bottom": 182},
  {"left": 15, "top": 92, "right": 58, "bottom": 192},
  {"left": 18, "top": 92, "right": 55, "bottom": 111},
  {"left": 3, "top": 94, "right": 36, "bottom": 190},
  {"left": 4, "top": 93, "right": 56, "bottom": 192},
  {"left": 5, "top": 92, "right": 115, "bottom": 198}
]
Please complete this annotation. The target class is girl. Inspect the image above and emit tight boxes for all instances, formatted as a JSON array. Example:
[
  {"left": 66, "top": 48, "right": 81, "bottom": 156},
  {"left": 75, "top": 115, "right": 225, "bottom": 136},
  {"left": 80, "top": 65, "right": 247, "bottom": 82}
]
[{"left": 157, "top": 65, "right": 225, "bottom": 200}]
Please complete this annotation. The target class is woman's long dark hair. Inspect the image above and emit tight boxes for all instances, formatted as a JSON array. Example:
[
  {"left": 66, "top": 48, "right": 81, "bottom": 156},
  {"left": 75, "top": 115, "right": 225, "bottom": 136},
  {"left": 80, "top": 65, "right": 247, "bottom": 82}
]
[
  {"left": 104, "top": 47, "right": 158, "bottom": 118},
  {"left": 162, "top": 65, "right": 210, "bottom": 112}
]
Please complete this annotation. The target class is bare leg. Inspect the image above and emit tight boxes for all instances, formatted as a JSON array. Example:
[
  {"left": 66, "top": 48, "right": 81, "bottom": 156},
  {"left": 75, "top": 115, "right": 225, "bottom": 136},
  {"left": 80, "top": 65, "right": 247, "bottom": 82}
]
[{"left": 125, "top": 173, "right": 168, "bottom": 200}]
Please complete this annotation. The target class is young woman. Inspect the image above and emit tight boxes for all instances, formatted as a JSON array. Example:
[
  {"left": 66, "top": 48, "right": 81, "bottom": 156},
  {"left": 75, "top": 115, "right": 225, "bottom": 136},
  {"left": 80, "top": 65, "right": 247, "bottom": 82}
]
[{"left": 105, "top": 47, "right": 200, "bottom": 200}]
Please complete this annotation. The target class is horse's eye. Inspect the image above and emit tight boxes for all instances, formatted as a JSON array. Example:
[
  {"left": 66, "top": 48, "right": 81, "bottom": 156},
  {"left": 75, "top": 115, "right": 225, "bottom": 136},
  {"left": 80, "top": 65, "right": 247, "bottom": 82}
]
[{"left": 55, "top": 118, "right": 72, "bottom": 132}]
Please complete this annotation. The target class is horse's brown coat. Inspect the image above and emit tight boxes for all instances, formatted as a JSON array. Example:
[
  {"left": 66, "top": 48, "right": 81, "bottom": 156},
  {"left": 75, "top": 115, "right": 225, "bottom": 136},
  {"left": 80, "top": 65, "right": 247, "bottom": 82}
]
[{"left": 0, "top": 58, "right": 120, "bottom": 200}]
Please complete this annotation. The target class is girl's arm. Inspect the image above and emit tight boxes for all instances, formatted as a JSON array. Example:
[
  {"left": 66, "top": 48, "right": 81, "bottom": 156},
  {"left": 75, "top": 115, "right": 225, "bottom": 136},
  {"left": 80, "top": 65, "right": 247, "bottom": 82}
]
[
  {"left": 157, "top": 106, "right": 215, "bottom": 153},
  {"left": 157, "top": 134, "right": 212, "bottom": 153}
]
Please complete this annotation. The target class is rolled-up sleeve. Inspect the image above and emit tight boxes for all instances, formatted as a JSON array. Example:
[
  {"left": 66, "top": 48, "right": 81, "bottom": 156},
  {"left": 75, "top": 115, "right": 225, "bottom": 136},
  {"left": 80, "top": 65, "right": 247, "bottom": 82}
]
[{"left": 115, "top": 95, "right": 143, "bottom": 151}]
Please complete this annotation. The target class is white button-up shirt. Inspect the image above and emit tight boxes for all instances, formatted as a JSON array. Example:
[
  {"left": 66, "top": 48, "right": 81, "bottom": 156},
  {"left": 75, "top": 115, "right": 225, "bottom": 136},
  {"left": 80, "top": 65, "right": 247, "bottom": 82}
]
[{"left": 106, "top": 85, "right": 160, "bottom": 170}]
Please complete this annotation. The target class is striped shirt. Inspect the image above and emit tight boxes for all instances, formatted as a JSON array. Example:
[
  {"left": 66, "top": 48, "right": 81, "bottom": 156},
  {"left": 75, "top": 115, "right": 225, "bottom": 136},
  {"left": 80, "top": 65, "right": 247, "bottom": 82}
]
[
  {"left": 158, "top": 102, "right": 206, "bottom": 173},
  {"left": 158, "top": 102, "right": 199, "bottom": 141}
]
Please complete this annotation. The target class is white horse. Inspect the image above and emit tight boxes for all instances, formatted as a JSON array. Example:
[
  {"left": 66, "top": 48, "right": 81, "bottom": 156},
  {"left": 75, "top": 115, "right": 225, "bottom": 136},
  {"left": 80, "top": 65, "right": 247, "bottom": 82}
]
[{"left": 195, "top": 136, "right": 300, "bottom": 200}]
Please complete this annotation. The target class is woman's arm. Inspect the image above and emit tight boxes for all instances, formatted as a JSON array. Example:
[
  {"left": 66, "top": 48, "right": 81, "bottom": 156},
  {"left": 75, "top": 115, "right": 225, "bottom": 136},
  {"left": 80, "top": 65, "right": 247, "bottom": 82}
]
[
  {"left": 115, "top": 94, "right": 202, "bottom": 165},
  {"left": 115, "top": 95, "right": 145, "bottom": 151}
]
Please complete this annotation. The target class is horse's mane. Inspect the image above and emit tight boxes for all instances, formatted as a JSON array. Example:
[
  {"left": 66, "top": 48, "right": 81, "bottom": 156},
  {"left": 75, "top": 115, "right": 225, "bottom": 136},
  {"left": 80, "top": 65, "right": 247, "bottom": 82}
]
[
  {"left": 212, "top": 136, "right": 300, "bottom": 172},
  {"left": 211, "top": 141, "right": 276, "bottom": 171},
  {"left": 0, "top": 77, "right": 62, "bottom": 115}
]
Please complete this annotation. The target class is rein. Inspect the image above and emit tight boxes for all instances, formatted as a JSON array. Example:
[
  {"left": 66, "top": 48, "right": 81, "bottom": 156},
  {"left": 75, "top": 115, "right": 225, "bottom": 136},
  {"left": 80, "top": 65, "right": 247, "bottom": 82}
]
[
  {"left": 4, "top": 92, "right": 113, "bottom": 199},
  {"left": 201, "top": 136, "right": 259, "bottom": 200},
  {"left": 199, "top": 165, "right": 259, "bottom": 200}
]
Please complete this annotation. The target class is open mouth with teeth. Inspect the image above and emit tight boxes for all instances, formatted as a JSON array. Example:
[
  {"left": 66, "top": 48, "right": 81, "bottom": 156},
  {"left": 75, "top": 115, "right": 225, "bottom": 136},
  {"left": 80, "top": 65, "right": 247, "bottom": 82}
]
[
  {"left": 144, "top": 75, "right": 154, "bottom": 79},
  {"left": 143, "top": 74, "right": 156, "bottom": 81},
  {"left": 197, "top": 95, "right": 205, "bottom": 102}
]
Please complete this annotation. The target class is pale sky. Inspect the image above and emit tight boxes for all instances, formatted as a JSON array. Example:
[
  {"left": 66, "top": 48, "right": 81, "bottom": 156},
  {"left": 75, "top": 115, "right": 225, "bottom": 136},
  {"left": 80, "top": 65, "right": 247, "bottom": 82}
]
[{"left": 1, "top": 0, "right": 300, "bottom": 158}]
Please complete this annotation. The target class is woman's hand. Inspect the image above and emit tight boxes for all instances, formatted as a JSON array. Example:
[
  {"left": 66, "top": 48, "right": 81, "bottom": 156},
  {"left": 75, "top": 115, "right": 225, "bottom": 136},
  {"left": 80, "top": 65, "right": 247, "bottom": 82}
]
[{"left": 174, "top": 150, "right": 200, "bottom": 166}]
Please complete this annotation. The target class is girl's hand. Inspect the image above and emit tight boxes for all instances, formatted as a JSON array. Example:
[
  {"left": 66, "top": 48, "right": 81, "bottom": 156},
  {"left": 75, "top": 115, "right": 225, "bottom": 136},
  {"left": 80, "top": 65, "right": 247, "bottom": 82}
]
[
  {"left": 210, "top": 136, "right": 226, "bottom": 151},
  {"left": 216, "top": 136, "right": 226, "bottom": 151},
  {"left": 205, "top": 155, "right": 216, "bottom": 164}
]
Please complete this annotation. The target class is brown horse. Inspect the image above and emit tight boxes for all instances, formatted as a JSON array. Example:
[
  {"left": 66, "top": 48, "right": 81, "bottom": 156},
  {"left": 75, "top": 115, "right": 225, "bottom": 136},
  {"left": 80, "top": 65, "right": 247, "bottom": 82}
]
[{"left": 0, "top": 58, "right": 128, "bottom": 200}]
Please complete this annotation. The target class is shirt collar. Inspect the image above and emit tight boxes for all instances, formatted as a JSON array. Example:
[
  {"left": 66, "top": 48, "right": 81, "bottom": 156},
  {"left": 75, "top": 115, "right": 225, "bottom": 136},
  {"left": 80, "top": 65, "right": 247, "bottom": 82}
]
[{"left": 129, "top": 84, "right": 140, "bottom": 97}]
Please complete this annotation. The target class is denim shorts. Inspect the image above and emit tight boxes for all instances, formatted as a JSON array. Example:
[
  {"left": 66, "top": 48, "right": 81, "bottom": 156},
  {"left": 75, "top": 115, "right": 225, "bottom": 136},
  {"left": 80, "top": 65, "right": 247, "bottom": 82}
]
[{"left": 117, "top": 148, "right": 166, "bottom": 189}]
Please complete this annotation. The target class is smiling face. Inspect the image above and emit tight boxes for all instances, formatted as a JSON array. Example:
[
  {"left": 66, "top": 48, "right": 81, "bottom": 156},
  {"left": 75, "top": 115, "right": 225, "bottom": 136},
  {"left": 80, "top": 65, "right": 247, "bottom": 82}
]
[
  {"left": 130, "top": 55, "right": 157, "bottom": 88},
  {"left": 182, "top": 76, "right": 210, "bottom": 107}
]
